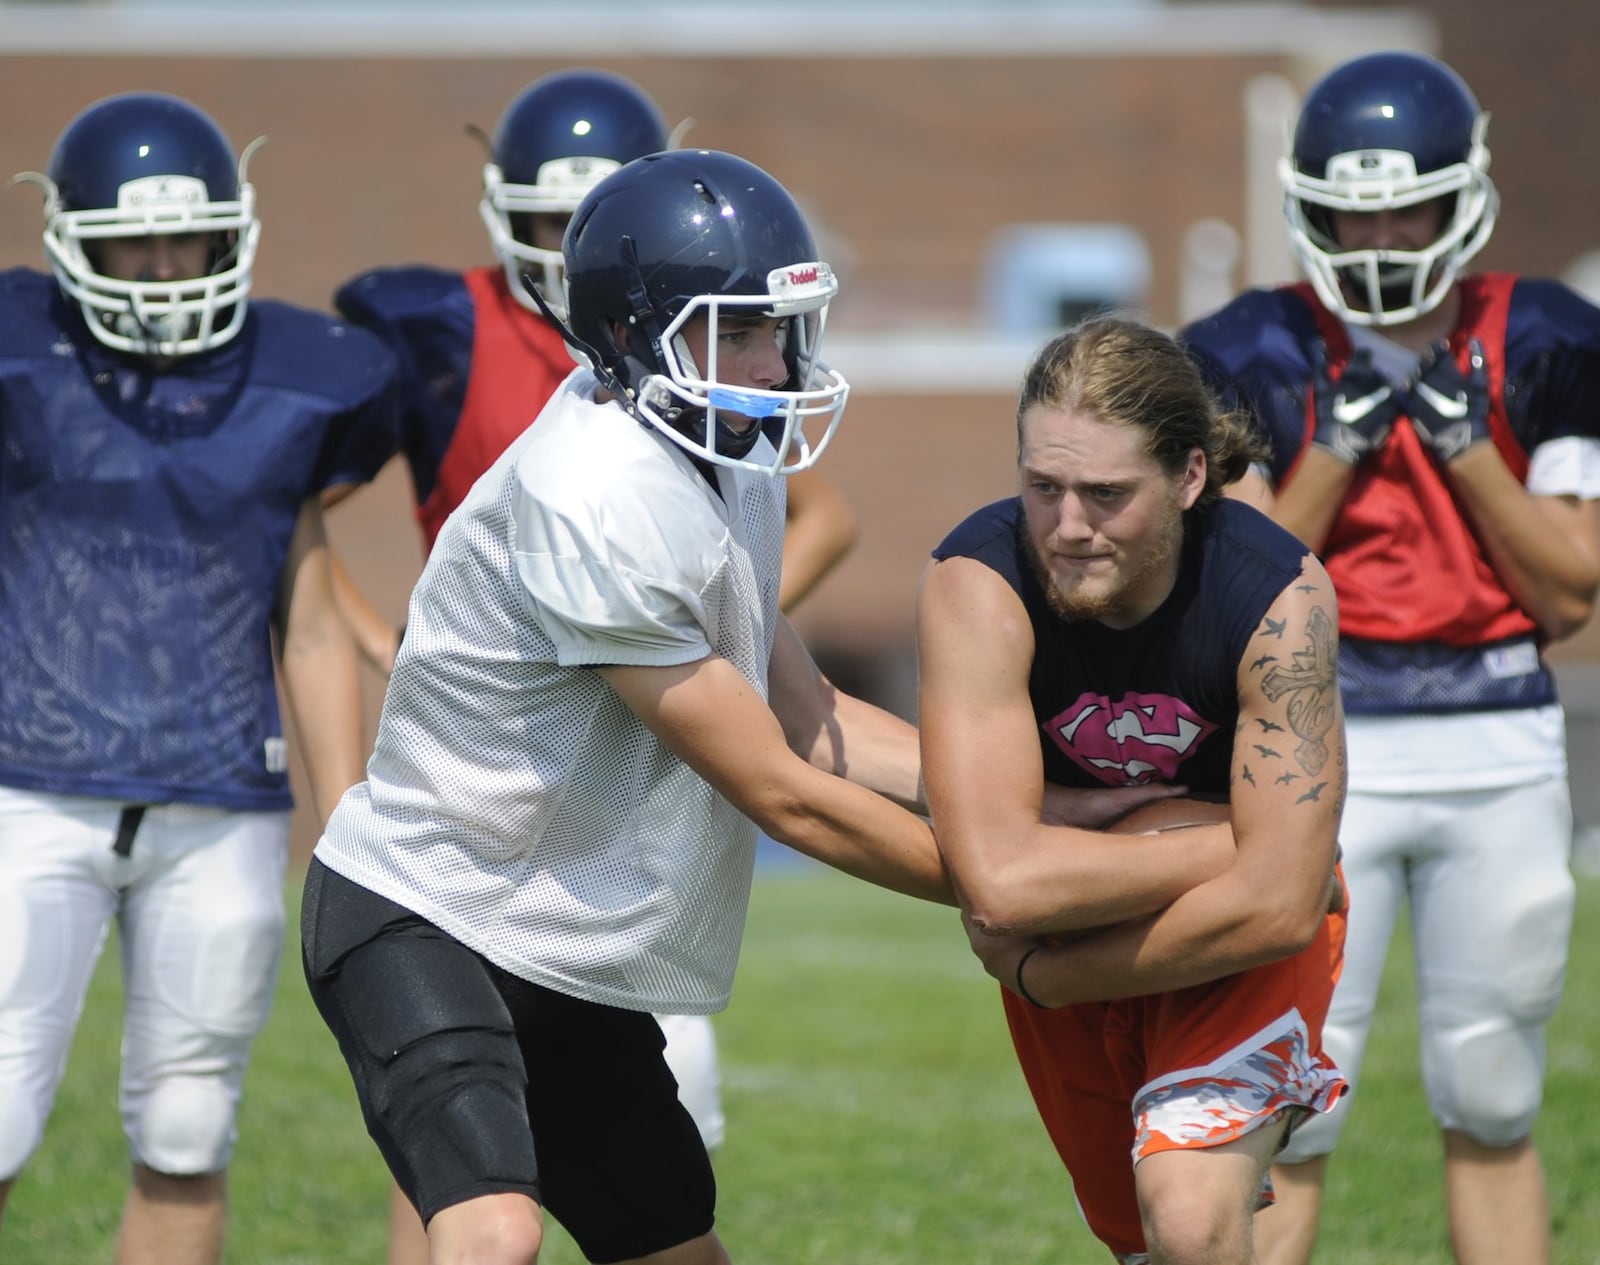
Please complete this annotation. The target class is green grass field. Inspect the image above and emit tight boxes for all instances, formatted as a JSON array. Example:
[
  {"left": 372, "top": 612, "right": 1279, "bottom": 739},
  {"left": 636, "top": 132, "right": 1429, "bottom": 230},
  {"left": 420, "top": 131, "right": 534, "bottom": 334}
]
[{"left": 6, "top": 865, "right": 1600, "bottom": 1264}]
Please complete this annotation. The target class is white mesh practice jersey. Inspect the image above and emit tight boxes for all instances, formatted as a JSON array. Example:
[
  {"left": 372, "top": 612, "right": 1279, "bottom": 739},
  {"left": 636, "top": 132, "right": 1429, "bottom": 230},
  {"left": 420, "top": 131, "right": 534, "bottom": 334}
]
[{"left": 315, "top": 370, "right": 787, "bottom": 1013}]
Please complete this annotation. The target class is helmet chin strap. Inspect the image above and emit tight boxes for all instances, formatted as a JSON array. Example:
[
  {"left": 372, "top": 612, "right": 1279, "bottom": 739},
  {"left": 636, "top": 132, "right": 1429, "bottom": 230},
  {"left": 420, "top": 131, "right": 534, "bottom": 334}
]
[{"left": 519, "top": 269, "right": 619, "bottom": 388}]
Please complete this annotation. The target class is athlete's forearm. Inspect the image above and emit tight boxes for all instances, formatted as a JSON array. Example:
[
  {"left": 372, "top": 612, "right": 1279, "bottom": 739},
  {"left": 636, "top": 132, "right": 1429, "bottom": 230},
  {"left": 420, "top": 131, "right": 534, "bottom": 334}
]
[
  {"left": 949, "top": 819, "right": 1235, "bottom": 940},
  {"left": 280, "top": 627, "right": 366, "bottom": 826},
  {"left": 1005, "top": 863, "right": 1328, "bottom": 1005},
  {"left": 1267, "top": 452, "right": 1357, "bottom": 553},
  {"left": 1445, "top": 447, "right": 1600, "bottom": 639},
  {"left": 801, "top": 686, "right": 924, "bottom": 811},
  {"left": 329, "top": 548, "right": 403, "bottom": 676},
  {"left": 754, "top": 758, "right": 954, "bottom": 904},
  {"left": 778, "top": 493, "right": 857, "bottom": 612},
  {"left": 769, "top": 616, "right": 923, "bottom": 810}
]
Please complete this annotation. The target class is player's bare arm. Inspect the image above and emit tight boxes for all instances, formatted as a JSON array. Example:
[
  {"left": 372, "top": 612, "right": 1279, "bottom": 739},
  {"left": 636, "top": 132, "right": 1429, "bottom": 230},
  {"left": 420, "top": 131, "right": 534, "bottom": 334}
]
[
  {"left": 1444, "top": 454, "right": 1600, "bottom": 639},
  {"left": 327, "top": 546, "right": 404, "bottom": 676},
  {"left": 984, "top": 553, "right": 1346, "bottom": 1006},
  {"left": 275, "top": 495, "right": 366, "bottom": 826},
  {"left": 771, "top": 594, "right": 1176, "bottom": 827},
  {"left": 1221, "top": 464, "right": 1277, "bottom": 515},
  {"left": 1036, "top": 780, "right": 1191, "bottom": 829},
  {"left": 1234, "top": 557, "right": 1346, "bottom": 890},
  {"left": 918, "top": 555, "right": 1233, "bottom": 937},
  {"left": 766, "top": 614, "right": 922, "bottom": 810},
  {"left": 778, "top": 466, "right": 858, "bottom": 612},
  {"left": 1266, "top": 450, "right": 1359, "bottom": 553},
  {"left": 318, "top": 482, "right": 405, "bottom": 675},
  {"left": 599, "top": 653, "right": 953, "bottom": 904}
]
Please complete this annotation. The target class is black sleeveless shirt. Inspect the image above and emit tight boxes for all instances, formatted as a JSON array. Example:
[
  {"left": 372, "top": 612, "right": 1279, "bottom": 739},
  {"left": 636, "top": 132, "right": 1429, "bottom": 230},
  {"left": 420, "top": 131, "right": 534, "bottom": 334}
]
[{"left": 932, "top": 497, "right": 1310, "bottom": 794}]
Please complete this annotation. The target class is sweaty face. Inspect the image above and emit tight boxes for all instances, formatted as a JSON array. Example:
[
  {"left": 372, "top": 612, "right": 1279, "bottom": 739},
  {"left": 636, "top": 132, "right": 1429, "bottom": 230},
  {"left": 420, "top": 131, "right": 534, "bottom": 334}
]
[
  {"left": 92, "top": 231, "right": 217, "bottom": 282},
  {"left": 1018, "top": 405, "right": 1203, "bottom": 629}
]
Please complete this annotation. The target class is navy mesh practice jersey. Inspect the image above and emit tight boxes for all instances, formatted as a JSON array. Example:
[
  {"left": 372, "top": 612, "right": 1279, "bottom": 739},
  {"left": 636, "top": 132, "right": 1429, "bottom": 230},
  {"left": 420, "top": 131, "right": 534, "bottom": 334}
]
[
  {"left": 932, "top": 497, "right": 1310, "bottom": 792},
  {"left": 0, "top": 268, "right": 399, "bottom": 809}
]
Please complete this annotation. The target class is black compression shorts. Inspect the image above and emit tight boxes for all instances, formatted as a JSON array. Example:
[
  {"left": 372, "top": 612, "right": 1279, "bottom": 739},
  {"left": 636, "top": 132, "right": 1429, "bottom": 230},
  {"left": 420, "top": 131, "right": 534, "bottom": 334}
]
[{"left": 301, "top": 858, "right": 716, "bottom": 1261}]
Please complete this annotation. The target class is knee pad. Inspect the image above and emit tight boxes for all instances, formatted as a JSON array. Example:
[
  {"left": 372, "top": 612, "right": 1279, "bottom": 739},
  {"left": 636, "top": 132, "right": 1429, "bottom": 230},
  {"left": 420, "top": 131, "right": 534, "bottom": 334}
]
[
  {"left": 1418, "top": 941, "right": 1563, "bottom": 1147},
  {"left": 129, "top": 1076, "right": 239, "bottom": 1175},
  {"left": 1422, "top": 1019, "right": 1545, "bottom": 1145},
  {"left": 388, "top": 1031, "right": 540, "bottom": 1225},
  {"left": 431, "top": 1068, "right": 538, "bottom": 1186},
  {"left": 0, "top": 1091, "right": 47, "bottom": 1181}
]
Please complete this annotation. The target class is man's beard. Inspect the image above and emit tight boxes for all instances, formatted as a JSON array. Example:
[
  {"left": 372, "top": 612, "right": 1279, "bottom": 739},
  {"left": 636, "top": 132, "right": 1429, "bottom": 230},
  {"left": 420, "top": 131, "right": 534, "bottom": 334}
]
[{"left": 1025, "top": 508, "right": 1184, "bottom": 626}]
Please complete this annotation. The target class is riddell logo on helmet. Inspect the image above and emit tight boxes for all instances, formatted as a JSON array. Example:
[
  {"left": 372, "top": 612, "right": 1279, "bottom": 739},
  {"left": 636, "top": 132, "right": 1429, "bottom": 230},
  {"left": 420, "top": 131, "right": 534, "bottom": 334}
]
[{"left": 787, "top": 266, "right": 820, "bottom": 285}]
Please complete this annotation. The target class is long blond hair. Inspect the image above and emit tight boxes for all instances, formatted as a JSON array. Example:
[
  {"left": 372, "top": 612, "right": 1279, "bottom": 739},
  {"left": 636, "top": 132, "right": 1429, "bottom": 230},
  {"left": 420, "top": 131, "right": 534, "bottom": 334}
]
[{"left": 1016, "top": 316, "right": 1264, "bottom": 506}]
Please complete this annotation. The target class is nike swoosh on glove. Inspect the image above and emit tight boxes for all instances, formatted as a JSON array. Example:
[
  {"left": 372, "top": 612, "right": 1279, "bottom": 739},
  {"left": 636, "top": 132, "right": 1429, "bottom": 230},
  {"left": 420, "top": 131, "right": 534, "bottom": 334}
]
[
  {"left": 1311, "top": 343, "right": 1402, "bottom": 465},
  {"left": 1406, "top": 338, "right": 1492, "bottom": 463}
]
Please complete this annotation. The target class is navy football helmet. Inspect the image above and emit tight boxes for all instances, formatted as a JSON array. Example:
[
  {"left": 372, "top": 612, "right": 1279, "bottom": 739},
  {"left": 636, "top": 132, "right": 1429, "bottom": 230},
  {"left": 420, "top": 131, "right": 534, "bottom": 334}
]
[
  {"left": 1281, "top": 51, "right": 1497, "bottom": 326},
  {"left": 17, "top": 91, "right": 261, "bottom": 356},
  {"left": 479, "top": 69, "right": 669, "bottom": 319},
  {"left": 561, "top": 149, "right": 848, "bottom": 476}
]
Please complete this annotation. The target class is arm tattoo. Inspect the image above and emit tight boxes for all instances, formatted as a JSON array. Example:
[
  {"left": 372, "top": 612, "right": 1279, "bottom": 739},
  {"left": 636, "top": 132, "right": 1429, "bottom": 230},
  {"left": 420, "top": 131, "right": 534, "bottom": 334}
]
[{"left": 1258, "top": 605, "right": 1337, "bottom": 777}]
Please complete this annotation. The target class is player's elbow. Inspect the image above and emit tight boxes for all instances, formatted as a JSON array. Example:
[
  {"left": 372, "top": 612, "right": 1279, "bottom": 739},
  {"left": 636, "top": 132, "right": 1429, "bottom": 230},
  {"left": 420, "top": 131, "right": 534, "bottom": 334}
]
[
  {"left": 1264, "top": 914, "right": 1322, "bottom": 960},
  {"left": 735, "top": 774, "right": 814, "bottom": 844},
  {"left": 1538, "top": 585, "right": 1598, "bottom": 642},
  {"left": 951, "top": 861, "right": 1058, "bottom": 936},
  {"left": 1250, "top": 892, "right": 1328, "bottom": 960}
]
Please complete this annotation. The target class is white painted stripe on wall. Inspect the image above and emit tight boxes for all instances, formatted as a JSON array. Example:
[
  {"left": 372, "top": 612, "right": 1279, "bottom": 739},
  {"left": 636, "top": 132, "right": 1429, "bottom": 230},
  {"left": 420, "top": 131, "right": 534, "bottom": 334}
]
[{"left": 0, "top": 4, "right": 1436, "bottom": 60}]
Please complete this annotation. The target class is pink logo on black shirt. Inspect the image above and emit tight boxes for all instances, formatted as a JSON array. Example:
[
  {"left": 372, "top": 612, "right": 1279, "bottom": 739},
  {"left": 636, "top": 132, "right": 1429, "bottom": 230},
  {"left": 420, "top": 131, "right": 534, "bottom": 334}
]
[{"left": 1045, "top": 692, "right": 1217, "bottom": 785}]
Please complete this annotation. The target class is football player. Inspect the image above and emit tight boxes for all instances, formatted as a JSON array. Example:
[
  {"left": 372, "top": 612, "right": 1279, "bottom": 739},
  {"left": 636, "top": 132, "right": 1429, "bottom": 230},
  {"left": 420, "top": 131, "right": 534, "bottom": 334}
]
[
  {"left": 921, "top": 316, "right": 1349, "bottom": 1265},
  {"left": 0, "top": 91, "right": 396, "bottom": 1265},
  {"left": 302, "top": 148, "right": 942, "bottom": 1265},
  {"left": 328, "top": 68, "right": 857, "bottom": 672},
  {"left": 1182, "top": 50, "right": 1600, "bottom": 1265},
  {"left": 325, "top": 73, "right": 860, "bottom": 1261}
]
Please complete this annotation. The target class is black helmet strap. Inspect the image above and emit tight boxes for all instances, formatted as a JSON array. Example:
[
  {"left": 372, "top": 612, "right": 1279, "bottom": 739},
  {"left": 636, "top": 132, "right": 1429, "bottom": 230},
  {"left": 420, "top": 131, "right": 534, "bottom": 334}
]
[{"left": 517, "top": 271, "right": 625, "bottom": 398}]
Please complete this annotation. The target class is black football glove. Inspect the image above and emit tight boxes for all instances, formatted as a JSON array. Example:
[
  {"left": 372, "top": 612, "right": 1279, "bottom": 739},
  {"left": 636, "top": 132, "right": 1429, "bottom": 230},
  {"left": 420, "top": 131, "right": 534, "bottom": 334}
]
[
  {"left": 1311, "top": 343, "right": 1401, "bottom": 465},
  {"left": 1406, "top": 339, "right": 1492, "bottom": 463}
]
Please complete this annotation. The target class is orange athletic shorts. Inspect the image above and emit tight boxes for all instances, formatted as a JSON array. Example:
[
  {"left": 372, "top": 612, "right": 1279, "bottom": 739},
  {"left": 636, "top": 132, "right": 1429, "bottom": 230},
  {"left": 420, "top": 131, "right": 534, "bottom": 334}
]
[{"left": 1003, "top": 908, "right": 1348, "bottom": 1260}]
